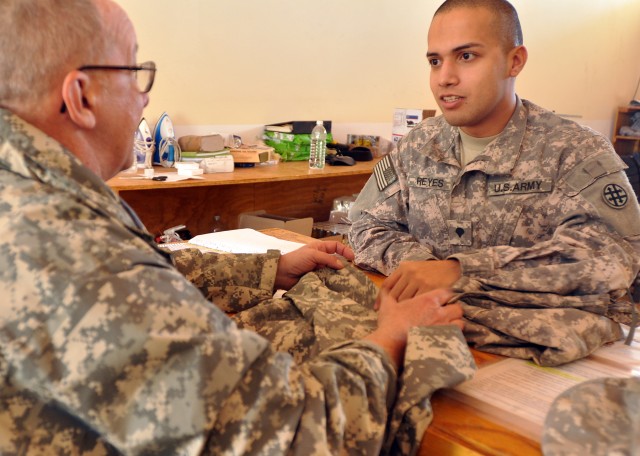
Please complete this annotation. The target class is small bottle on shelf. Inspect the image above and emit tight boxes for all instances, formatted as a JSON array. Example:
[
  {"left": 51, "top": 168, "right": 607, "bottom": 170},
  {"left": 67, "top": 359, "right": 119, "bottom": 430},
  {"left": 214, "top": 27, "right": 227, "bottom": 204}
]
[{"left": 309, "top": 120, "right": 327, "bottom": 170}]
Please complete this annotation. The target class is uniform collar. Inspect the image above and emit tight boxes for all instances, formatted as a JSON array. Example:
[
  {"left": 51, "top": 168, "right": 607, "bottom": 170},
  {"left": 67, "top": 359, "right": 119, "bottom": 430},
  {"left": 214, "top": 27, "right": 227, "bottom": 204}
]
[
  {"left": 478, "top": 97, "right": 528, "bottom": 175},
  {"left": 0, "top": 108, "right": 144, "bottom": 233},
  {"left": 433, "top": 97, "right": 528, "bottom": 175}
]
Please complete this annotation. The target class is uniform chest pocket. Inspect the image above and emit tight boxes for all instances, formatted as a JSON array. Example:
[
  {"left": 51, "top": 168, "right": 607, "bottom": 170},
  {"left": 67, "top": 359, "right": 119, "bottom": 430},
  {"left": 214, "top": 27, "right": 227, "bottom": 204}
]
[
  {"left": 485, "top": 178, "right": 553, "bottom": 246},
  {"left": 485, "top": 198, "right": 524, "bottom": 246},
  {"left": 406, "top": 183, "right": 451, "bottom": 246}
]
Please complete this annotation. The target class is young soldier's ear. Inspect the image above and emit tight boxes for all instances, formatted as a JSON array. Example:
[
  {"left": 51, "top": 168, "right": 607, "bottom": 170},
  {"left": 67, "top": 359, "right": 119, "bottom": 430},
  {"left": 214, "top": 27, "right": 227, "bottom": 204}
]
[
  {"left": 508, "top": 45, "right": 528, "bottom": 77},
  {"left": 60, "top": 71, "right": 97, "bottom": 129}
]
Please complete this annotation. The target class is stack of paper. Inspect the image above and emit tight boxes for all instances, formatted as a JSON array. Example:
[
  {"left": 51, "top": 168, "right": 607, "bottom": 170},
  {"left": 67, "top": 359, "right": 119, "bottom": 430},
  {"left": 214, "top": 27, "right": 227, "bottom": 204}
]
[
  {"left": 188, "top": 228, "right": 304, "bottom": 254},
  {"left": 447, "top": 333, "right": 640, "bottom": 440}
]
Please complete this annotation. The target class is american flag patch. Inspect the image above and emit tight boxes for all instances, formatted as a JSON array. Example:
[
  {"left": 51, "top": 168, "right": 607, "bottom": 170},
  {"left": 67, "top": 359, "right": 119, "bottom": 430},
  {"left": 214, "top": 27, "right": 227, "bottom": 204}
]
[{"left": 373, "top": 155, "right": 398, "bottom": 191}]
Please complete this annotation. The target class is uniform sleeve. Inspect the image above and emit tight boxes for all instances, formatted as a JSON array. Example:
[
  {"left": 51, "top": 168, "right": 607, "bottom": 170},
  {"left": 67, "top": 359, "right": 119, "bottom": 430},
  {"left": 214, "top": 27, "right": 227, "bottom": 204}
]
[
  {"left": 171, "top": 247, "right": 280, "bottom": 312},
  {"left": 349, "top": 154, "right": 438, "bottom": 276},
  {"left": 449, "top": 153, "right": 640, "bottom": 302}
]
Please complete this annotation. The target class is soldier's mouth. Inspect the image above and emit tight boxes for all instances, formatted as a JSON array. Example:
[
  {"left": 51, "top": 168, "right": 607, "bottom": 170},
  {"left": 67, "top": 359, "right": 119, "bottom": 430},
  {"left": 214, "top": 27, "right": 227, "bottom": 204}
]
[{"left": 442, "top": 96, "right": 462, "bottom": 103}]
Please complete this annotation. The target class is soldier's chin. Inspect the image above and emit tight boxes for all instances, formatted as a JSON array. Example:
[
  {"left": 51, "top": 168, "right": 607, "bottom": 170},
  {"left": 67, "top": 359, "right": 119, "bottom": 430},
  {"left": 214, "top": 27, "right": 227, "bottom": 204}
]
[{"left": 440, "top": 112, "right": 469, "bottom": 128}]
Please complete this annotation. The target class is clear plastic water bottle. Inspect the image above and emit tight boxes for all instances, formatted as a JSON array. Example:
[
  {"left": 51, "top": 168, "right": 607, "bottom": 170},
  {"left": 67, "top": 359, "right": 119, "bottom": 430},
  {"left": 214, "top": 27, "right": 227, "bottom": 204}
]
[{"left": 309, "top": 120, "right": 327, "bottom": 170}]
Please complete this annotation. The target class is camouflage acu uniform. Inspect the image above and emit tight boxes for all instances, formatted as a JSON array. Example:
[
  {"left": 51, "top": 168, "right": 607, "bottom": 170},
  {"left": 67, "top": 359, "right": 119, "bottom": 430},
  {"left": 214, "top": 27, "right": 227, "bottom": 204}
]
[
  {"left": 349, "top": 98, "right": 640, "bottom": 365},
  {"left": 542, "top": 377, "right": 640, "bottom": 455},
  {"left": 0, "top": 108, "right": 475, "bottom": 455}
]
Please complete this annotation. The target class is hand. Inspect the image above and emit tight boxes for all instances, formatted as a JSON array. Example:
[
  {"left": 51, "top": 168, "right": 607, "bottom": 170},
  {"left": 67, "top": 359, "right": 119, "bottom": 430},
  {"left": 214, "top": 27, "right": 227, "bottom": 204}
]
[
  {"left": 275, "top": 241, "right": 355, "bottom": 290},
  {"left": 365, "top": 288, "right": 464, "bottom": 368},
  {"left": 376, "top": 260, "right": 461, "bottom": 308}
]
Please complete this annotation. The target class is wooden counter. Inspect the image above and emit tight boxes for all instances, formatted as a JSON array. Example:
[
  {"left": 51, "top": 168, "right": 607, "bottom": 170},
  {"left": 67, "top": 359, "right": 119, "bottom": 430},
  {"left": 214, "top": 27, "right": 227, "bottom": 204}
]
[{"left": 107, "top": 160, "right": 378, "bottom": 237}]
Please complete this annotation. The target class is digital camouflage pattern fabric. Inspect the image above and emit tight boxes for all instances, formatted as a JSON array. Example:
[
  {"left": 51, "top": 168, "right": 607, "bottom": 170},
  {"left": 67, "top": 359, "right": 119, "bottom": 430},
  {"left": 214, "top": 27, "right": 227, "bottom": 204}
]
[
  {"left": 349, "top": 98, "right": 640, "bottom": 366},
  {"left": 542, "top": 377, "right": 640, "bottom": 455},
  {"left": 0, "top": 108, "right": 475, "bottom": 455}
]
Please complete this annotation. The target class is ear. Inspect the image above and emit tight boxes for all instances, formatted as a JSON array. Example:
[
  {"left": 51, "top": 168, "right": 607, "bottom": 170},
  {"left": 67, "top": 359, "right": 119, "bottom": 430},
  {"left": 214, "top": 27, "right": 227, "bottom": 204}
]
[
  {"left": 507, "top": 45, "right": 528, "bottom": 78},
  {"left": 61, "top": 70, "right": 97, "bottom": 129}
]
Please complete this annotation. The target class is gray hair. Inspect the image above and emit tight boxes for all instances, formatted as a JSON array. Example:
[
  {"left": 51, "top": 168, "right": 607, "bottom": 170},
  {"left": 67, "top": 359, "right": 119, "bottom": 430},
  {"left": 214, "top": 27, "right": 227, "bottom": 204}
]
[
  {"left": 0, "top": 0, "right": 106, "bottom": 104},
  {"left": 434, "top": 0, "right": 523, "bottom": 49}
]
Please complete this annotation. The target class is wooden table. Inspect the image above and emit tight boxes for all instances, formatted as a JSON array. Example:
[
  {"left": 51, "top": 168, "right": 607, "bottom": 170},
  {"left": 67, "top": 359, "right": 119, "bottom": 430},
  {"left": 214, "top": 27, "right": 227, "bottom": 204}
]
[
  {"left": 107, "top": 160, "right": 378, "bottom": 237},
  {"left": 262, "top": 228, "right": 542, "bottom": 455}
]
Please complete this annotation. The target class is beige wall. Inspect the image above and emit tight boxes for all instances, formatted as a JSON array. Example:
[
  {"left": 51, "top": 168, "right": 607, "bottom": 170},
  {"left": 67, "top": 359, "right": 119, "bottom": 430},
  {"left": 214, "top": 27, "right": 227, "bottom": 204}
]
[{"left": 118, "top": 0, "right": 640, "bottom": 140}]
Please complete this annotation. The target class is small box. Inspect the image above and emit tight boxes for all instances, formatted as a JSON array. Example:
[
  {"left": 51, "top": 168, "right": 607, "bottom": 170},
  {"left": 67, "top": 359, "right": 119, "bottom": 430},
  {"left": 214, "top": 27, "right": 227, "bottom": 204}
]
[
  {"left": 200, "top": 155, "right": 234, "bottom": 173},
  {"left": 238, "top": 210, "right": 313, "bottom": 237},
  {"left": 229, "top": 145, "right": 274, "bottom": 163},
  {"left": 178, "top": 134, "right": 225, "bottom": 153}
]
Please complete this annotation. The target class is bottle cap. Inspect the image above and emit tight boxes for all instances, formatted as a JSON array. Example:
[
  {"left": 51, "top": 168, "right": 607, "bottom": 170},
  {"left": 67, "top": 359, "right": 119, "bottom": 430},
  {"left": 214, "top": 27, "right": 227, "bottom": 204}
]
[{"left": 316, "top": 120, "right": 323, "bottom": 125}]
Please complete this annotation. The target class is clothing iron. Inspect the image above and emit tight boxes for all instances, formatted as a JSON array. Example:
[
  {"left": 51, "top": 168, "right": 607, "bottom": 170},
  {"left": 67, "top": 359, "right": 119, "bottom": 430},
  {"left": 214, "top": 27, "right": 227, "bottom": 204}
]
[
  {"left": 134, "top": 118, "right": 154, "bottom": 168},
  {"left": 153, "top": 112, "right": 181, "bottom": 167}
]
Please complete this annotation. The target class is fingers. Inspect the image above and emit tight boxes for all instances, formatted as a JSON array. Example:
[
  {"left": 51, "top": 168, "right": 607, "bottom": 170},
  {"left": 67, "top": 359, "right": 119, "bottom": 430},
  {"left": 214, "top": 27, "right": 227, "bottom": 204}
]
[
  {"left": 333, "top": 242, "right": 355, "bottom": 261},
  {"left": 377, "top": 287, "right": 464, "bottom": 328},
  {"left": 301, "top": 241, "right": 355, "bottom": 270},
  {"left": 378, "top": 273, "right": 418, "bottom": 303},
  {"left": 376, "top": 272, "right": 401, "bottom": 308},
  {"left": 308, "top": 249, "right": 345, "bottom": 270},
  {"left": 424, "top": 300, "right": 464, "bottom": 329},
  {"left": 307, "top": 241, "right": 354, "bottom": 260},
  {"left": 375, "top": 273, "right": 415, "bottom": 309}
]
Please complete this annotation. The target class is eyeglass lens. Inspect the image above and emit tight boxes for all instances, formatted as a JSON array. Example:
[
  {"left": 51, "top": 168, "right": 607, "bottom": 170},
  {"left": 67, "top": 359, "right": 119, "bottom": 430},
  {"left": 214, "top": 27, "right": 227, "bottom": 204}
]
[{"left": 136, "top": 62, "right": 155, "bottom": 93}]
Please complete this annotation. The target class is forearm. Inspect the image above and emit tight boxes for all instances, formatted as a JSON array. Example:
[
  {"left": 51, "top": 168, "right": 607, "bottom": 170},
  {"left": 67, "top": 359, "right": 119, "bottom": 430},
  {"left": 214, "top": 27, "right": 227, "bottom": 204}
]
[
  {"left": 451, "top": 225, "right": 638, "bottom": 297},
  {"left": 350, "top": 216, "right": 437, "bottom": 276}
]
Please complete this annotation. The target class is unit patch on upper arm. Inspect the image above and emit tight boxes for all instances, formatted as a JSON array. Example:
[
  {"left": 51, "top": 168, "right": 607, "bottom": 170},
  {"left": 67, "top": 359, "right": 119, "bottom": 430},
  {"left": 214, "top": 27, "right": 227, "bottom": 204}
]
[
  {"left": 565, "top": 154, "right": 640, "bottom": 237},
  {"left": 601, "top": 183, "right": 629, "bottom": 209}
]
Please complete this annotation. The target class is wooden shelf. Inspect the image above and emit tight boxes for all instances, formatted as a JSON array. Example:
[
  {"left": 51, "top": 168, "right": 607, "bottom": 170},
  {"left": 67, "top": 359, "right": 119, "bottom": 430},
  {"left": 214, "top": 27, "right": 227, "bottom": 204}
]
[
  {"left": 613, "top": 105, "right": 640, "bottom": 155},
  {"left": 615, "top": 135, "right": 640, "bottom": 141}
]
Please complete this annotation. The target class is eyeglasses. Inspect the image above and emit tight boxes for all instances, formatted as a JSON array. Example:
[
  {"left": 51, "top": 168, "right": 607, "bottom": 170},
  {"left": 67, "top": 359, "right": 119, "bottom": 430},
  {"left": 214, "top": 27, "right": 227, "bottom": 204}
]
[
  {"left": 60, "top": 61, "right": 156, "bottom": 113},
  {"left": 78, "top": 61, "right": 156, "bottom": 94}
]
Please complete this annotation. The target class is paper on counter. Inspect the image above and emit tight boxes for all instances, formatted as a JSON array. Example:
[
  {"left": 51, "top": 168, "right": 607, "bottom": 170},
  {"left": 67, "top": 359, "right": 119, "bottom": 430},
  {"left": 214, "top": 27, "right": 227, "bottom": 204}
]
[{"left": 189, "top": 228, "right": 305, "bottom": 254}]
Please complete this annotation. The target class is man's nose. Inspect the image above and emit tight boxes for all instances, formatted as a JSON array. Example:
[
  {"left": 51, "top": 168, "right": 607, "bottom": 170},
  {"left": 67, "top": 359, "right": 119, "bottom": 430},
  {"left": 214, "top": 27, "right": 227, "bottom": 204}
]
[{"left": 438, "top": 60, "right": 459, "bottom": 86}]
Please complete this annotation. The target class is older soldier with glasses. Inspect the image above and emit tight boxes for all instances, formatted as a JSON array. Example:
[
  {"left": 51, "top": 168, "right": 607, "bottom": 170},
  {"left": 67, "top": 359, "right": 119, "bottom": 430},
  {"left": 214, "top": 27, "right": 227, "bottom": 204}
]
[{"left": 0, "top": 0, "right": 470, "bottom": 454}]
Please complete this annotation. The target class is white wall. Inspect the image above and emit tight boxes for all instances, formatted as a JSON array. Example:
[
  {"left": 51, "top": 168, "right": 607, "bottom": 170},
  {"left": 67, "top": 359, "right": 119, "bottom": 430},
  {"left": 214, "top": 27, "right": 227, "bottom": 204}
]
[{"left": 118, "top": 0, "right": 640, "bottom": 141}]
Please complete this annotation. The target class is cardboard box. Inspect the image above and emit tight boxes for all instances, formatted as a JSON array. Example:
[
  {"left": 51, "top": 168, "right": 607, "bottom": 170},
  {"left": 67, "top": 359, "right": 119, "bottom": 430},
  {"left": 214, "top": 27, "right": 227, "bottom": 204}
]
[
  {"left": 229, "top": 145, "right": 274, "bottom": 163},
  {"left": 238, "top": 210, "right": 313, "bottom": 237}
]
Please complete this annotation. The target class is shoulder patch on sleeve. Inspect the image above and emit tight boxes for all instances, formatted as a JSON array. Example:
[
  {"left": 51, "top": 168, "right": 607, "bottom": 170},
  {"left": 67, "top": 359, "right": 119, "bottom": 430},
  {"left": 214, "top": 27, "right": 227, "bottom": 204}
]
[
  {"left": 602, "top": 183, "right": 630, "bottom": 209},
  {"left": 373, "top": 155, "right": 398, "bottom": 192},
  {"left": 578, "top": 172, "right": 640, "bottom": 237}
]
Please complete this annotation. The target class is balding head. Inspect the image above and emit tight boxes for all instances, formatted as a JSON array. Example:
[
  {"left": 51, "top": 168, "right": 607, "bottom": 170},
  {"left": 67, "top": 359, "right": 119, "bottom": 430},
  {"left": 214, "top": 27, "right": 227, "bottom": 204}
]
[{"left": 0, "top": 0, "right": 106, "bottom": 106}]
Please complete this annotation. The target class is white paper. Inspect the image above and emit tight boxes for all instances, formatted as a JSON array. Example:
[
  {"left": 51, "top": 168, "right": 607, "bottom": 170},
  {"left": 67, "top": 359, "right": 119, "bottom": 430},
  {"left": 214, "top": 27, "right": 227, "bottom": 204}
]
[
  {"left": 449, "top": 339, "right": 636, "bottom": 439},
  {"left": 188, "top": 228, "right": 305, "bottom": 254}
]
